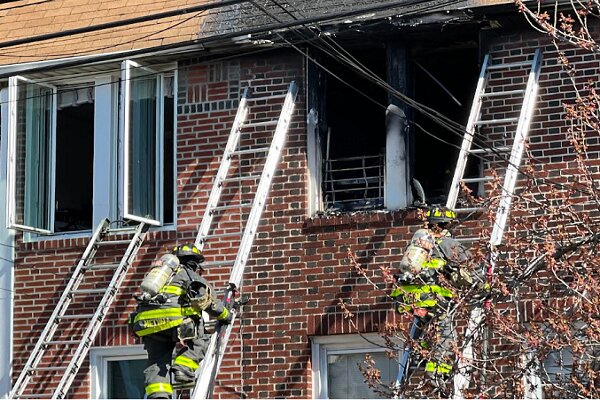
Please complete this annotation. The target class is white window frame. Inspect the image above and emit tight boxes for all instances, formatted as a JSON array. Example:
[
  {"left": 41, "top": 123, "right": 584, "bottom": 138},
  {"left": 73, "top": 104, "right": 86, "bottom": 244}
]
[
  {"left": 89, "top": 345, "right": 146, "bottom": 399},
  {"left": 121, "top": 60, "right": 165, "bottom": 226},
  {"left": 311, "top": 333, "right": 393, "bottom": 399},
  {"left": 7, "top": 76, "right": 57, "bottom": 234},
  {"left": 5, "top": 60, "right": 178, "bottom": 237}
]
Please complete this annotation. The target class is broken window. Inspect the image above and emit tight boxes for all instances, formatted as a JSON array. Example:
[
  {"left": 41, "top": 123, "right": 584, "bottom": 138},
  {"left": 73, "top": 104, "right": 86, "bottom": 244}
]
[
  {"left": 307, "top": 32, "right": 480, "bottom": 214},
  {"left": 318, "top": 47, "right": 388, "bottom": 212}
]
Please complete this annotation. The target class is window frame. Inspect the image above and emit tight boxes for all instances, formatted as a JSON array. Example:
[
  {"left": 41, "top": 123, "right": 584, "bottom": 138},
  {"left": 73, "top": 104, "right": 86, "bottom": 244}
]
[
  {"left": 89, "top": 345, "right": 146, "bottom": 399},
  {"left": 121, "top": 60, "right": 164, "bottom": 226},
  {"left": 311, "top": 334, "right": 393, "bottom": 399},
  {"left": 7, "top": 75, "right": 57, "bottom": 234},
  {"left": 5, "top": 60, "right": 178, "bottom": 238}
]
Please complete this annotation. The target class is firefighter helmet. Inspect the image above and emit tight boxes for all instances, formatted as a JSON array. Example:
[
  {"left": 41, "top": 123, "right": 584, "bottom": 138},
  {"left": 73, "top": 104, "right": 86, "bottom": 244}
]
[
  {"left": 172, "top": 244, "right": 205, "bottom": 263},
  {"left": 426, "top": 205, "right": 457, "bottom": 225}
]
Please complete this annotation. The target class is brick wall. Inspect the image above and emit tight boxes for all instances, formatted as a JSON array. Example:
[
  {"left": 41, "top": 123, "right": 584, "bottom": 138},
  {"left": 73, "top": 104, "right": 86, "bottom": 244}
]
[{"left": 11, "top": 26, "right": 600, "bottom": 399}]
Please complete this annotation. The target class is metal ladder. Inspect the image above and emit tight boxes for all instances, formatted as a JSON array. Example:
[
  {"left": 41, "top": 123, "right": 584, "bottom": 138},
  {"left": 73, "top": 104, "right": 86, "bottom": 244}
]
[
  {"left": 9, "top": 219, "right": 148, "bottom": 399},
  {"left": 446, "top": 49, "right": 543, "bottom": 397},
  {"left": 189, "top": 82, "right": 298, "bottom": 399}
]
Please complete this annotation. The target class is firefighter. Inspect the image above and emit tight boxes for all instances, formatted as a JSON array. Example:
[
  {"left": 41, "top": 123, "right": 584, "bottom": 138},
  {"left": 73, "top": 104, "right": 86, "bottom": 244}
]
[
  {"left": 390, "top": 205, "right": 473, "bottom": 382},
  {"left": 131, "top": 244, "right": 232, "bottom": 399}
]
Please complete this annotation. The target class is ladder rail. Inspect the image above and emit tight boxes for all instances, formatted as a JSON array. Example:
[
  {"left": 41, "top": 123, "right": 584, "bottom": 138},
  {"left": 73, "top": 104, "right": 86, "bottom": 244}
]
[
  {"left": 446, "top": 54, "right": 490, "bottom": 210},
  {"left": 453, "top": 49, "right": 543, "bottom": 398},
  {"left": 230, "top": 82, "right": 298, "bottom": 288},
  {"left": 192, "top": 81, "right": 298, "bottom": 400},
  {"left": 9, "top": 219, "right": 110, "bottom": 398},
  {"left": 53, "top": 222, "right": 148, "bottom": 399},
  {"left": 195, "top": 89, "right": 250, "bottom": 249}
]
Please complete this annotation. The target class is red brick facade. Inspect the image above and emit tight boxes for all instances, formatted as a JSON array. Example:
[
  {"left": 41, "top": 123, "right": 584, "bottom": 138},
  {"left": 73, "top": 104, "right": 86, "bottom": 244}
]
[{"left": 10, "top": 24, "right": 598, "bottom": 398}]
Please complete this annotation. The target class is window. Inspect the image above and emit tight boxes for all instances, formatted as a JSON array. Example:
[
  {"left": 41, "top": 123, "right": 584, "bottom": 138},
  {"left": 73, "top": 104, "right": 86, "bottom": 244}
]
[
  {"left": 311, "top": 334, "right": 396, "bottom": 399},
  {"left": 6, "top": 61, "right": 176, "bottom": 235},
  {"left": 307, "top": 34, "right": 480, "bottom": 214},
  {"left": 89, "top": 345, "right": 146, "bottom": 399}
]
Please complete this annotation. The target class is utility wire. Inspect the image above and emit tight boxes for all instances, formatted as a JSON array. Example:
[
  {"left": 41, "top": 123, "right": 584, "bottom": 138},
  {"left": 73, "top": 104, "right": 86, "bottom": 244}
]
[
  {"left": 0, "top": 0, "right": 475, "bottom": 78},
  {"left": 0, "top": 0, "right": 251, "bottom": 50},
  {"left": 256, "top": 0, "right": 600, "bottom": 202},
  {"left": 0, "top": 10, "right": 207, "bottom": 58}
]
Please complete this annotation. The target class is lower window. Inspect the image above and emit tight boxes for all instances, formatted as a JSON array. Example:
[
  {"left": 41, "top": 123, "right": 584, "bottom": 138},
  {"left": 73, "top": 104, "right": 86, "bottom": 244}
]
[
  {"left": 311, "top": 334, "right": 396, "bottom": 399},
  {"left": 89, "top": 346, "right": 146, "bottom": 399}
]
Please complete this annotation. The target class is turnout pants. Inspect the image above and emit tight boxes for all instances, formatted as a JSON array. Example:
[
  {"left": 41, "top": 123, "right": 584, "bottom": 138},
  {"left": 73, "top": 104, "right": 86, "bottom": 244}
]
[{"left": 142, "top": 328, "right": 209, "bottom": 399}]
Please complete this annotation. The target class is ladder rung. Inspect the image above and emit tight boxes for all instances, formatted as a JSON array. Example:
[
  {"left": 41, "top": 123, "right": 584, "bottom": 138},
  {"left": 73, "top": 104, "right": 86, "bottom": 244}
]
[
  {"left": 70, "top": 288, "right": 109, "bottom": 295},
  {"left": 487, "top": 61, "right": 531, "bottom": 70},
  {"left": 229, "top": 146, "right": 270, "bottom": 156},
  {"left": 44, "top": 339, "right": 81, "bottom": 345},
  {"left": 246, "top": 93, "right": 287, "bottom": 102},
  {"left": 469, "top": 146, "right": 511, "bottom": 154},
  {"left": 220, "top": 174, "right": 261, "bottom": 183},
  {"left": 201, "top": 260, "right": 235, "bottom": 267},
  {"left": 475, "top": 117, "right": 519, "bottom": 125},
  {"left": 200, "top": 231, "right": 244, "bottom": 240},
  {"left": 455, "top": 207, "right": 487, "bottom": 213},
  {"left": 14, "top": 394, "right": 53, "bottom": 398},
  {"left": 97, "top": 239, "right": 131, "bottom": 246},
  {"left": 59, "top": 314, "right": 96, "bottom": 320},
  {"left": 210, "top": 202, "right": 252, "bottom": 212},
  {"left": 455, "top": 236, "right": 482, "bottom": 243},
  {"left": 481, "top": 89, "right": 525, "bottom": 98},
  {"left": 241, "top": 120, "right": 278, "bottom": 128},
  {"left": 461, "top": 177, "right": 493, "bottom": 183},
  {"left": 30, "top": 366, "right": 66, "bottom": 371},
  {"left": 83, "top": 263, "right": 119, "bottom": 270}
]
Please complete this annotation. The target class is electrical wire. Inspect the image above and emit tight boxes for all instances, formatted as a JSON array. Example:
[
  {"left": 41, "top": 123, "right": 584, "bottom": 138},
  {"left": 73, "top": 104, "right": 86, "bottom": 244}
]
[
  {"left": 253, "top": 0, "right": 600, "bottom": 202},
  {"left": 0, "top": 11, "right": 208, "bottom": 58}
]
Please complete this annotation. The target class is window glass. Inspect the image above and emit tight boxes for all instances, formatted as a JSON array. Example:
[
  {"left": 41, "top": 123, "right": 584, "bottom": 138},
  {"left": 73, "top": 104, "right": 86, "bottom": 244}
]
[
  {"left": 127, "top": 68, "right": 158, "bottom": 222},
  {"left": 163, "top": 75, "right": 174, "bottom": 225},
  {"left": 107, "top": 358, "right": 146, "bottom": 399},
  {"left": 327, "top": 351, "right": 395, "bottom": 399},
  {"left": 12, "top": 78, "right": 55, "bottom": 233}
]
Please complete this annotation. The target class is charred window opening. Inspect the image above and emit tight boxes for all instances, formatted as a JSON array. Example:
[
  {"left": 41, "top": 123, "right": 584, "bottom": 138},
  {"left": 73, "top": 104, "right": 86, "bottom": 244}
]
[
  {"left": 321, "top": 47, "right": 387, "bottom": 212},
  {"left": 412, "top": 46, "right": 480, "bottom": 205}
]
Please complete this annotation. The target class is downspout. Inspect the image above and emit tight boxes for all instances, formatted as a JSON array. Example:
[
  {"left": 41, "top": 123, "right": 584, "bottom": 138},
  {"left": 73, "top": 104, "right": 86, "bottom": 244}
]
[{"left": 0, "top": 87, "right": 15, "bottom": 399}]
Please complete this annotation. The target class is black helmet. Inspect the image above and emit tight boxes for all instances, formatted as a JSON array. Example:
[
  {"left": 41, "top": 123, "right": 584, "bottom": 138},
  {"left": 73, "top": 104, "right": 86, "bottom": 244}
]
[
  {"left": 426, "top": 205, "right": 457, "bottom": 226},
  {"left": 172, "top": 244, "right": 205, "bottom": 263}
]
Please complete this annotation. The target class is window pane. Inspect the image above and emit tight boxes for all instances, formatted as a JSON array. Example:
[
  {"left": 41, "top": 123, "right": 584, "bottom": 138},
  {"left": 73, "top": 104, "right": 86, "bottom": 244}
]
[
  {"left": 127, "top": 70, "right": 158, "bottom": 221},
  {"left": 14, "top": 80, "right": 54, "bottom": 232},
  {"left": 107, "top": 358, "right": 146, "bottom": 399},
  {"left": 55, "top": 85, "right": 94, "bottom": 232},
  {"left": 327, "top": 352, "right": 394, "bottom": 399}
]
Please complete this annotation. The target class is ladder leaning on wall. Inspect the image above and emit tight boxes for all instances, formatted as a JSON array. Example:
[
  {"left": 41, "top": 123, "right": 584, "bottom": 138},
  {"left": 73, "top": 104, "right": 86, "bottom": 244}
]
[
  {"left": 9, "top": 219, "right": 148, "bottom": 399},
  {"left": 445, "top": 48, "right": 543, "bottom": 398},
  {"left": 184, "top": 81, "right": 298, "bottom": 399}
]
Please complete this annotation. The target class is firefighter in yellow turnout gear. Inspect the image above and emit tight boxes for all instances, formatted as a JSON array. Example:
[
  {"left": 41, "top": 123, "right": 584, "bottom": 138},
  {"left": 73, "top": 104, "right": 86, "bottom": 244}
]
[
  {"left": 390, "top": 206, "right": 473, "bottom": 382},
  {"left": 131, "top": 245, "right": 232, "bottom": 399}
]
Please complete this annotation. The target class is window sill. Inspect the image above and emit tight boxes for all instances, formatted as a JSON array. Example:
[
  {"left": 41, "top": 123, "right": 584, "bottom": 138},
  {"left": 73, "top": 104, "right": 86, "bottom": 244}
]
[
  {"left": 304, "top": 208, "right": 421, "bottom": 230},
  {"left": 20, "top": 223, "right": 177, "bottom": 247}
]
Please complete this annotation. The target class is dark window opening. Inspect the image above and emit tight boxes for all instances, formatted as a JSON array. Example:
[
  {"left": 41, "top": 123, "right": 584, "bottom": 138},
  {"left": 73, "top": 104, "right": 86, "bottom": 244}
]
[
  {"left": 322, "top": 47, "right": 387, "bottom": 212},
  {"left": 412, "top": 46, "right": 480, "bottom": 205},
  {"left": 163, "top": 94, "right": 174, "bottom": 224},
  {"left": 55, "top": 101, "right": 94, "bottom": 232}
]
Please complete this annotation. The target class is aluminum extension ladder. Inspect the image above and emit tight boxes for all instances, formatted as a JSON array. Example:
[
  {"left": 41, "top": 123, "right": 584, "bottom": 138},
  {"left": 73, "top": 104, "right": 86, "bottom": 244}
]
[
  {"left": 9, "top": 219, "right": 148, "bottom": 399},
  {"left": 445, "top": 49, "right": 543, "bottom": 398},
  {"left": 189, "top": 82, "right": 298, "bottom": 399}
]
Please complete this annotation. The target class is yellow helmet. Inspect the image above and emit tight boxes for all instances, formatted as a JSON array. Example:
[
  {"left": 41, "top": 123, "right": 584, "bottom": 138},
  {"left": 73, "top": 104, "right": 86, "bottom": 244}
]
[
  {"left": 172, "top": 244, "right": 205, "bottom": 263},
  {"left": 426, "top": 205, "right": 456, "bottom": 225}
]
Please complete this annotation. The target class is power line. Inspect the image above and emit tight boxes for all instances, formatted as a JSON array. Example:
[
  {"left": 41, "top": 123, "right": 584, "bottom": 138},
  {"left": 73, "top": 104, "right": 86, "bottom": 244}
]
[
  {"left": 0, "top": 0, "right": 251, "bottom": 50},
  {"left": 0, "top": 10, "right": 206, "bottom": 58},
  {"left": 251, "top": 0, "right": 599, "bottom": 201},
  {"left": 0, "top": 0, "right": 471, "bottom": 78}
]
